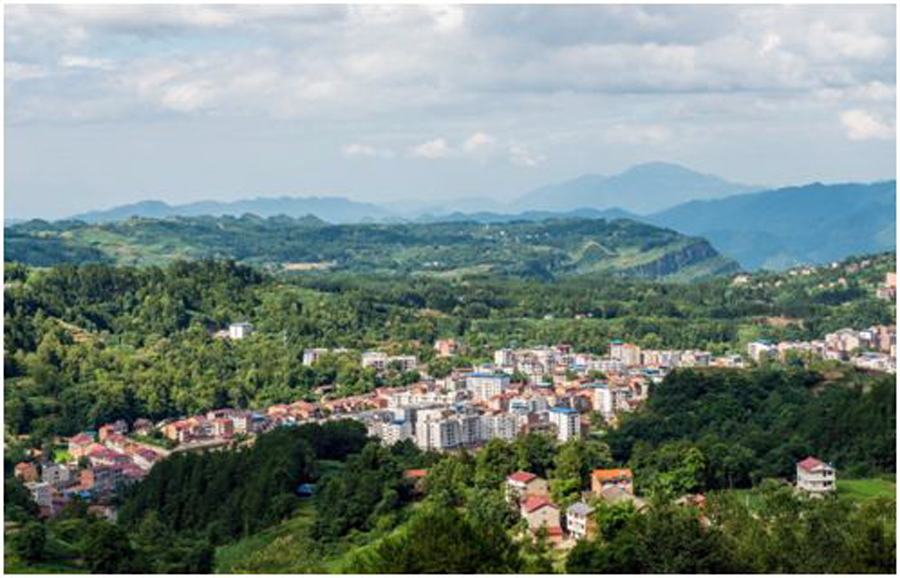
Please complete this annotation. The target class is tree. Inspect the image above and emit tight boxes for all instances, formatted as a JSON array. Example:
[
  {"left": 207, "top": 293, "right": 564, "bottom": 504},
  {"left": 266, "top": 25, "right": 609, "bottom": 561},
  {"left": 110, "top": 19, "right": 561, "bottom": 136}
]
[
  {"left": 80, "top": 521, "right": 140, "bottom": 573},
  {"left": 348, "top": 506, "right": 522, "bottom": 573},
  {"left": 11, "top": 521, "right": 46, "bottom": 563}
]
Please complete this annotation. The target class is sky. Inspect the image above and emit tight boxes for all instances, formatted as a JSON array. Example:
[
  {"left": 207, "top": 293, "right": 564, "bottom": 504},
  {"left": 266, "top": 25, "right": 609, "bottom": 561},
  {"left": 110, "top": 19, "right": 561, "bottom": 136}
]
[{"left": 5, "top": 4, "right": 897, "bottom": 219}]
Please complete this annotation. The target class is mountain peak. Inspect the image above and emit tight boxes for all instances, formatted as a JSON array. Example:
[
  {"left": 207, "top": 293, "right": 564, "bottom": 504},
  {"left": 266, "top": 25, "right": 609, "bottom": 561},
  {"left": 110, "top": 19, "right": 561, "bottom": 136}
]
[{"left": 518, "top": 162, "right": 753, "bottom": 214}]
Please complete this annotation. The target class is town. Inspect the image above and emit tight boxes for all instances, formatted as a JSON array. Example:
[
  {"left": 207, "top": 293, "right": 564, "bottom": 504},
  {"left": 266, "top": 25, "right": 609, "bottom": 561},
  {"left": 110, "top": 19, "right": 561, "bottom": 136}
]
[{"left": 14, "top": 316, "right": 891, "bottom": 531}]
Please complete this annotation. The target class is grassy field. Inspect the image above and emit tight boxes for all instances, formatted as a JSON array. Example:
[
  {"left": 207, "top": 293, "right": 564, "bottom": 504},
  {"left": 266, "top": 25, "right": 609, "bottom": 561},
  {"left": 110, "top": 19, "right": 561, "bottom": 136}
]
[{"left": 836, "top": 478, "right": 896, "bottom": 501}]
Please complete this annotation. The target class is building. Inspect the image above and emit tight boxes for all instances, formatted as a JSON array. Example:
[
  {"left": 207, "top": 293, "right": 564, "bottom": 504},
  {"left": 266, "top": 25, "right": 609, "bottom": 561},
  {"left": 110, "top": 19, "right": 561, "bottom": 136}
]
[
  {"left": 747, "top": 341, "right": 777, "bottom": 363},
  {"left": 25, "top": 481, "right": 53, "bottom": 509},
  {"left": 68, "top": 433, "right": 95, "bottom": 458},
  {"left": 609, "top": 341, "right": 641, "bottom": 367},
  {"left": 506, "top": 471, "right": 549, "bottom": 503},
  {"left": 302, "top": 348, "right": 330, "bottom": 366},
  {"left": 591, "top": 469, "right": 634, "bottom": 495},
  {"left": 566, "top": 501, "right": 595, "bottom": 541},
  {"left": 228, "top": 322, "right": 254, "bottom": 340},
  {"left": 434, "top": 339, "right": 461, "bottom": 358},
  {"left": 362, "top": 351, "right": 389, "bottom": 371},
  {"left": 548, "top": 407, "right": 580, "bottom": 442},
  {"left": 41, "top": 462, "right": 71, "bottom": 486},
  {"left": 796, "top": 456, "right": 836, "bottom": 494},
  {"left": 14, "top": 462, "right": 39, "bottom": 482},
  {"left": 467, "top": 373, "right": 511, "bottom": 401},
  {"left": 520, "top": 496, "right": 561, "bottom": 533}
]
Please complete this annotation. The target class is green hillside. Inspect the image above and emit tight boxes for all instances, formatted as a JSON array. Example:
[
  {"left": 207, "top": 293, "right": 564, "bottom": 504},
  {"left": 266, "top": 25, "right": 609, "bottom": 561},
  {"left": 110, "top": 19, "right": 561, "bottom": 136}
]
[{"left": 4, "top": 215, "right": 738, "bottom": 281}]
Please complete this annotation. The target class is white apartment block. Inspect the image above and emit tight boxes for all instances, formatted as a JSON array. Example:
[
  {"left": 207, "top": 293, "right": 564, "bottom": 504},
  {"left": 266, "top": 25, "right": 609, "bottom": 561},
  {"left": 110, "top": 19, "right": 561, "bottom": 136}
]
[
  {"left": 548, "top": 407, "right": 580, "bottom": 442},
  {"left": 467, "top": 373, "right": 511, "bottom": 401}
]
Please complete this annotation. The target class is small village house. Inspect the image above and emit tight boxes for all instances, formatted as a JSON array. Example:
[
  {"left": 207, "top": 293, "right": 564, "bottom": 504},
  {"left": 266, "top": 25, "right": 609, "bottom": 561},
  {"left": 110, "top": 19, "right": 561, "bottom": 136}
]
[
  {"left": 796, "top": 456, "right": 836, "bottom": 494},
  {"left": 591, "top": 468, "right": 634, "bottom": 495}
]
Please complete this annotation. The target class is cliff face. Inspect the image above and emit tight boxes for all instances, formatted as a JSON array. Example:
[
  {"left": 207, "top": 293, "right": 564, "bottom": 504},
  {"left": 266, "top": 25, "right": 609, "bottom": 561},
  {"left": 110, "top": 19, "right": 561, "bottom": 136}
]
[{"left": 620, "top": 239, "right": 739, "bottom": 278}]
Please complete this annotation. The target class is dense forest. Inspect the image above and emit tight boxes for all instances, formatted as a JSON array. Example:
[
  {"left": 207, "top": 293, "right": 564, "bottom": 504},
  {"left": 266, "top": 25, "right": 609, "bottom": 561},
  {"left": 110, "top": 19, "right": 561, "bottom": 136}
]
[
  {"left": 4, "top": 215, "right": 738, "bottom": 280},
  {"left": 4, "top": 254, "right": 894, "bottom": 438}
]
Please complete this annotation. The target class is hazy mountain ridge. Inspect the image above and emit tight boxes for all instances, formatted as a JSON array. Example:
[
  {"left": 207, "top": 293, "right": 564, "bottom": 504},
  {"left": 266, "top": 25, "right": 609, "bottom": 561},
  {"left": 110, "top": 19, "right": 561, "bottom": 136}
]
[
  {"left": 516, "top": 161, "right": 758, "bottom": 213},
  {"left": 645, "top": 181, "right": 896, "bottom": 270},
  {"left": 70, "top": 196, "right": 393, "bottom": 224}
]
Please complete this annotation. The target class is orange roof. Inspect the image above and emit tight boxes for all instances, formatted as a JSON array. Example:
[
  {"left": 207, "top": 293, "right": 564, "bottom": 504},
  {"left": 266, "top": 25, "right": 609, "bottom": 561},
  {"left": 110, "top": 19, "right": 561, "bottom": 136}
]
[
  {"left": 592, "top": 468, "right": 633, "bottom": 480},
  {"left": 404, "top": 469, "right": 429, "bottom": 479}
]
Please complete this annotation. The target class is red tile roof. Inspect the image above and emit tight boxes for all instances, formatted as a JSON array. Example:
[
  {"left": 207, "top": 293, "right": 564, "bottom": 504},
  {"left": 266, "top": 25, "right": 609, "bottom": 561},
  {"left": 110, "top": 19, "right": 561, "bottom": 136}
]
[
  {"left": 508, "top": 471, "right": 538, "bottom": 484},
  {"left": 521, "top": 496, "right": 557, "bottom": 513},
  {"left": 404, "top": 469, "right": 428, "bottom": 479},
  {"left": 797, "top": 456, "right": 829, "bottom": 472}
]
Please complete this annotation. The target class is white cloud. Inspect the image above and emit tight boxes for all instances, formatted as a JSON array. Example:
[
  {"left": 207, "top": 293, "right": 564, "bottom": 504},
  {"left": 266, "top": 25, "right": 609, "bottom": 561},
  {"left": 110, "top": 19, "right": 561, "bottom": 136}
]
[
  {"left": 59, "top": 55, "right": 117, "bottom": 70},
  {"left": 5, "top": 62, "right": 48, "bottom": 82},
  {"left": 508, "top": 143, "right": 547, "bottom": 167},
  {"left": 606, "top": 123, "right": 672, "bottom": 145},
  {"left": 462, "top": 131, "right": 497, "bottom": 153},
  {"left": 840, "top": 109, "right": 895, "bottom": 141},
  {"left": 410, "top": 138, "right": 453, "bottom": 159},
  {"left": 343, "top": 143, "right": 395, "bottom": 159}
]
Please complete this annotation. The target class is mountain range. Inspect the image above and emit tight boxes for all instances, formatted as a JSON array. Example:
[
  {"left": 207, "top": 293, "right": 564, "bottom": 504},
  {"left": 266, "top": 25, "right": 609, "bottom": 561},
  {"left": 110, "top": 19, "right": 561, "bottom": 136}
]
[{"left": 19, "top": 163, "right": 897, "bottom": 271}]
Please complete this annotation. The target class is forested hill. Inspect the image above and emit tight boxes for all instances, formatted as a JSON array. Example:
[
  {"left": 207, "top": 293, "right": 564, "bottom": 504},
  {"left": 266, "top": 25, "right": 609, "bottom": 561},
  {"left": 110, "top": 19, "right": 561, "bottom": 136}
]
[{"left": 4, "top": 215, "right": 738, "bottom": 281}]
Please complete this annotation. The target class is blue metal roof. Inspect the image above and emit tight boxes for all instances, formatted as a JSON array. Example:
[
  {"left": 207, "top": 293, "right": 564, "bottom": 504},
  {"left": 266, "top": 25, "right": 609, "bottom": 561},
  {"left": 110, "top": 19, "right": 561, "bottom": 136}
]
[{"left": 549, "top": 407, "right": 577, "bottom": 414}]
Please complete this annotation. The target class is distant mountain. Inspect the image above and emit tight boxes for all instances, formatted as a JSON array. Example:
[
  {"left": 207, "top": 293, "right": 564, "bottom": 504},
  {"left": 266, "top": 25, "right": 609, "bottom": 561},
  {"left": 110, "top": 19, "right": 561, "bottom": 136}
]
[
  {"left": 646, "top": 181, "right": 896, "bottom": 271},
  {"left": 5, "top": 215, "right": 738, "bottom": 281},
  {"left": 518, "top": 162, "right": 757, "bottom": 214},
  {"left": 70, "top": 196, "right": 394, "bottom": 224},
  {"left": 414, "top": 207, "right": 638, "bottom": 224}
]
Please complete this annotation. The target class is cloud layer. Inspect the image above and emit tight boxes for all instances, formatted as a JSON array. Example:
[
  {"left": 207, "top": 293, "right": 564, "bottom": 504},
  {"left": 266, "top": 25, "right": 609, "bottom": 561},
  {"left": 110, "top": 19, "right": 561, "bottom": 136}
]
[{"left": 5, "top": 5, "right": 896, "bottom": 218}]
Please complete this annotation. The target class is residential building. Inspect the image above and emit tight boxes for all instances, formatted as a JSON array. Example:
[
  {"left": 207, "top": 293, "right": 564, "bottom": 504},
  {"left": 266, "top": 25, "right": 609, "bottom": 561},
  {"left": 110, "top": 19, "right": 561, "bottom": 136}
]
[
  {"left": 520, "top": 496, "right": 561, "bottom": 533},
  {"left": 591, "top": 469, "right": 634, "bottom": 495},
  {"left": 566, "top": 501, "right": 595, "bottom": 541},
  {"left": 25, "top": 481, "right": 53, "bottom": 509},
  {"left": 228, "top": 322, "right": 254, "bottom": 340},
  {"left": 506, "top": 471, "right": 549, "bottom": 503},
  {"left": 14, "top": 462, "right": 39, "bottom": 482},
  {"left": 796, "top": 456, "right": 836, "bottom": 494},
  {"left": 467, "top": 373, "right": 510, "bottom": 401},
  {"left": 41, "top": 462, "right": 71, "bottom": 487},
  {"left": 548, "top": 407, "right": 580, "bottom": 442}
]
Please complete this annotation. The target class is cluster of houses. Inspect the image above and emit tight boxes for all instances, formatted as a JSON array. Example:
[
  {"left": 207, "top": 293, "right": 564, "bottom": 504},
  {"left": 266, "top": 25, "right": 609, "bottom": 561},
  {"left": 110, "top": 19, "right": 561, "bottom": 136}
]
[
  {"left": 747, "top": 324, "right": 897, "bottom": 374},
  {"left": 160, "top": 408, "right": 268, "bottom": 445},
  {"left": 504, "top": 454, "right": 838, "bottom": 549},
  {"left": 14, "top": 420, "right": 167, "bottom": 519},
  {"left": 504, "top": 468, "right": 644, "bottom": 547}
]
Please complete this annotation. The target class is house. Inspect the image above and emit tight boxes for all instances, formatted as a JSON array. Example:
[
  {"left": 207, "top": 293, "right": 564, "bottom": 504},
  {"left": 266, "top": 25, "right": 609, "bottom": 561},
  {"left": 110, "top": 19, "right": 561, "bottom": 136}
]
[
  {"left": 25, "top": 481, "right": 54, "bottom": 509},
  {"left": 41, "top": 462, "right": 72, "bottom": 487},
  {"left": 81, "top": 466, "right": 123, "bottom": 494},
  {"left": 796, "top": 456, "right": 836, "bottom": 494},
  {"left": 14, "top": 462, "right": 39, "bottom": 482},
  {"left": 506, "top": 471, "right": 549, "bottom": 503},
  {"left": 133, "top": 448, "right": 161, "bottom": 471},
  {"left": 597, "top": 486, "right": 647, "bottom": 510},
  {"left": 591, "top": 469, "right": 634, "bottom": 495},
  {"left": 68, "top": 433, "right": 95, "bottom": 458},
  {"left": 566, "top": 501, "right": 596, "bottom": 541},
  {"left": 434, "top": 339, "right": 461, "bottom": 358},
  {"left": 133, "top": 418, "right": 155, "bottom": 436},
  {"left": 520, "top": 496, "right": 561, "bottom": 533},
  {"left": 228, "top": 322, "right": 254, "bottom": 340}
]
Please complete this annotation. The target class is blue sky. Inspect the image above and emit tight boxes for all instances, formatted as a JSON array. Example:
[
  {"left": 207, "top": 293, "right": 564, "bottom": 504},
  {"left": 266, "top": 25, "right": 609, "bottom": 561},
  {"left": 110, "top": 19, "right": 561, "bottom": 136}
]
[{"left": 5, "top": 4, "right": 896, "bottom": 219}]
